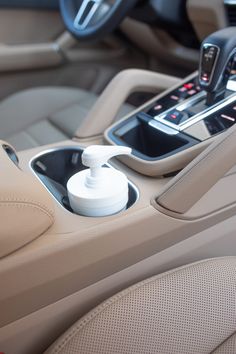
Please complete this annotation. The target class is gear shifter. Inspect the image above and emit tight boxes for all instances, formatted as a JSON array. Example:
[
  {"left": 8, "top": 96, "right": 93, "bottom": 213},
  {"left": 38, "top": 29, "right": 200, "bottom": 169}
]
[{"left": 199, "top": 27, "right": 236, "bottom": 105}]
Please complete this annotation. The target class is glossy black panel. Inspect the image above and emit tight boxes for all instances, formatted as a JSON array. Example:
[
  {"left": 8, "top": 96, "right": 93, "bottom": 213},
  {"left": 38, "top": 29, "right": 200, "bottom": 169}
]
[{"left": 147, "top": 76, "right": 201, "bottom": 117}]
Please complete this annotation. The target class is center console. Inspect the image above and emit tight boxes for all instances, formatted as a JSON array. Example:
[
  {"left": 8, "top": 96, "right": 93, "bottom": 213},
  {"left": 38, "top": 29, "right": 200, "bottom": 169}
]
[
  {"left": 105, "top": 27, "right": 236, "bottom": 176},
  {"left": 105, "top": 72, "right": 236, "bottom": 175}
]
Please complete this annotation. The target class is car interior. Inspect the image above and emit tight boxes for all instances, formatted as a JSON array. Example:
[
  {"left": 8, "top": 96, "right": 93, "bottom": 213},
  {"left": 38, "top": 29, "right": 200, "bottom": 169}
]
[{"left": 0, "top": 0, "right": 236, "bottom": 353}]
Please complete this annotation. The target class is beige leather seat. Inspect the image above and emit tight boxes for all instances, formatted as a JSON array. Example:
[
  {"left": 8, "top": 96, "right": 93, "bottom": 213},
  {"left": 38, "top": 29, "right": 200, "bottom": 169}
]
[
  {"left": 0, "top": 87, "right": 132, "bottom": 151},
  {"left": 45, "top": 257, "right": 236, "bottom": 354}
]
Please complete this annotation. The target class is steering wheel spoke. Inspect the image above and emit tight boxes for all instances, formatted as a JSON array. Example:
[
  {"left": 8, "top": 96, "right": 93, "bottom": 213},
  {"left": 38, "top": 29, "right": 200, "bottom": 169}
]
[
  {"left": 74, "top": 0, "right": 102, "bottom": 30},
  {"left": 60, "top": 0, "right": 138, "bottom": 41}
]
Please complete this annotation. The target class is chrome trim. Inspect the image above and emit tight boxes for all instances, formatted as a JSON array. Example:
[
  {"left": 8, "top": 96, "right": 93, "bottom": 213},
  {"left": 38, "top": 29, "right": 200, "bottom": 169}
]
[
  {"left": 182, "top": 93, "right": 236, "bottom": 130},
  {"left": 227, "top": 79, "right": 236, "bottom": 91},
  {"left": 179, "top": 91, "right": 236, "bottom": 130},
  {"left": 30, "top": 145, "right": 139, "bottom": 214},
  {"left": 149, "top": 120, "right": 178, "bottom": 135},
  {"left": 177, "top": 93, "right": 205, "bottom": 112},
  {"left": 154, "top": 80, "right": 236, "bottom": 132},
  {"left": 153, "top": 91, "right": 206, "bottom": 131},
  {"left": 73, "top": 0, "right": 102, "bottom": 30}
]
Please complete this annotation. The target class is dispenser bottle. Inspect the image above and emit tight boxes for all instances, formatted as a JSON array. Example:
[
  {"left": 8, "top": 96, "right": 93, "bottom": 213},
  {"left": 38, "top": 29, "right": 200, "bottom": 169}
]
[{"left": 67, "top": 145, "right": 132, "bottom": 217}]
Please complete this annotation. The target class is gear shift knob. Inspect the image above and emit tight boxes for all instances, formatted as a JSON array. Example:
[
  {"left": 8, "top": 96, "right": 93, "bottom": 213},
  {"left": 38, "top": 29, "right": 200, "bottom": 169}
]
[{"left": 199, "top": 27, "right": 236, "bottom": 105}]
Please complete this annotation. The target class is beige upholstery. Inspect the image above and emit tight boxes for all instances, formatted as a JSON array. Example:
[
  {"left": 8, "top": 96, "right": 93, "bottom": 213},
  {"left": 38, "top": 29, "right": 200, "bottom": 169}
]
[
  {"left": 157, "top": 123, "right": 236, "bottom": 214},
  {"left": 0, "top": 86, "right": 132, "bottom": 151},
  {"left": 45, "top": 257, "right": 236, "bottom": 354},
  {"left": 0, "top": 140, "right": 54, "bottom": 258}
]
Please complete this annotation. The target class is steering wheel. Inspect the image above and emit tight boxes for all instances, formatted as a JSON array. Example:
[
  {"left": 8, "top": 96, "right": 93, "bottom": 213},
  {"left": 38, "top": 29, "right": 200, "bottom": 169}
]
[{"left": 59, "top": 0, "right": 138, "bottom": 41}]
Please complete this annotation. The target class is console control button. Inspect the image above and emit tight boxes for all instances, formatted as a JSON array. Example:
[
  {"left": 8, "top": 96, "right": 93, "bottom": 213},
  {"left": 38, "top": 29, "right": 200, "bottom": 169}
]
[
  {"left": 147, "top": 75, "right": 202, "bottom": 118},
  {"left": 164, "top": 111, "right": 183, "bottom": 124}
]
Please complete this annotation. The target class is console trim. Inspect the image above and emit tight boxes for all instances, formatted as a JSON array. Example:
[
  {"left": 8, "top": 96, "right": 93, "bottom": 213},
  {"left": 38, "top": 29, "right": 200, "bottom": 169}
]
[
  {"left": 148, "top": 120, "right": 179, "bottom": 135},
  {"left": 153, "top": 91, "right": 205, "bottom": 130},
  {"left": 181, "top": 92, "right": 236, "bottom": 130}
]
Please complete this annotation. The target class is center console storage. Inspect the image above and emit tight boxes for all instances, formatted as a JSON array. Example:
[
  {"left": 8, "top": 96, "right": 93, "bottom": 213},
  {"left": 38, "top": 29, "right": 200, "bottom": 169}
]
[{"left": 109, "top": 113, "right": 199, "bottom": 161}]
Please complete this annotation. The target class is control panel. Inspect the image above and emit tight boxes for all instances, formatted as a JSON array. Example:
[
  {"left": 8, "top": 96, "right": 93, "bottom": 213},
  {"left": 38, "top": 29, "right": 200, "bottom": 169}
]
[
  {"left": 145, "top": 72, "right": 236, "bottom": 134},
  {"left": 106, "top": 27, "right": 236, "bottom": 173},
  {"left": 147, "top": 76, "right": 201, "bottom": 117}
]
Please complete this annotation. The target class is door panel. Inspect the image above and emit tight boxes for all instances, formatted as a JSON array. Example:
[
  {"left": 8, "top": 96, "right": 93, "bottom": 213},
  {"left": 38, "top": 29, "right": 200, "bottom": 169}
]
[
  {"left": 0, "top": 10, "right": 63, "bottom": 44},
  {"left": 0, "top": 4, "right": 148, "bottom": 100}
]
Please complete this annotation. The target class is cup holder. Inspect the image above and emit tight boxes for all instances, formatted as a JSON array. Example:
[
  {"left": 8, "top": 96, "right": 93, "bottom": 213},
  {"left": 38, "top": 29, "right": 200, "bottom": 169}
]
[{"left": 31, "top": 147, "right": 139, "bottom": 215}]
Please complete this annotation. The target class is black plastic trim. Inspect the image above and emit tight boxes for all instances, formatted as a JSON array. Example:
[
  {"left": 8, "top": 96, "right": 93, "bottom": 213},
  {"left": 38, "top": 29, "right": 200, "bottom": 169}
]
[
  {"left": 31, "top": 147, "right": 138, "bottom": 215},
  {"left": 108, "top": 113, "right": 200, "bottom": 162}
]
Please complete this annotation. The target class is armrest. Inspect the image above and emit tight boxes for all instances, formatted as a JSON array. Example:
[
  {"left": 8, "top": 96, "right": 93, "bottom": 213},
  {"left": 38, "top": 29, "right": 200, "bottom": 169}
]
[
  {"left": 0, "top": 141, "right": 54, "bottom": 258},
  {"left": 157, "top": 124, "right": 236, "bottom": 214}
]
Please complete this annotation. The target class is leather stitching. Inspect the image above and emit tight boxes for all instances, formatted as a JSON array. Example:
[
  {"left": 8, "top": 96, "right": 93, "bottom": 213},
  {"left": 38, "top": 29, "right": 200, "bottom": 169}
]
[{"left": 0, "top": 199, "right": 54, "bottom": 219}]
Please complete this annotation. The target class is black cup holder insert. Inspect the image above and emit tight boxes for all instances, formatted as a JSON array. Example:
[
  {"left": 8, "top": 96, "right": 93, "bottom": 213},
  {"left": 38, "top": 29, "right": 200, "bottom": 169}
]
[{"left": 31, "top": 147, "right": 138, "bottom": 214}]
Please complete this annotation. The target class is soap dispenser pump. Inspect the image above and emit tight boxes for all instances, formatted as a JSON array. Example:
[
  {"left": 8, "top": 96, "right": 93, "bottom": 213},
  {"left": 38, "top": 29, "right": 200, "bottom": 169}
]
[{"left": 67, "top": 145, "right": 132, "bottom": 217}]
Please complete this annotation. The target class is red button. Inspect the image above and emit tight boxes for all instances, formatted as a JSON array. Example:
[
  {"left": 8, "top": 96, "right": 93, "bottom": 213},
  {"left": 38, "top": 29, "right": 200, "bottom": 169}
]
[{"left": 184, "top": 83, "right": 194, "bottom": 89}]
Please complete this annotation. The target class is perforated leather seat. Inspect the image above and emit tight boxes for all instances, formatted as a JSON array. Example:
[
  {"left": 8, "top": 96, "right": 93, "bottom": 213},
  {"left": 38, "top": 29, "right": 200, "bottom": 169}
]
[
  {"left": 45, "top": 257, "right": 236, "bottom": 354},
  {"left": 0, "top": 87, "right": 133, "bottom": 151}
]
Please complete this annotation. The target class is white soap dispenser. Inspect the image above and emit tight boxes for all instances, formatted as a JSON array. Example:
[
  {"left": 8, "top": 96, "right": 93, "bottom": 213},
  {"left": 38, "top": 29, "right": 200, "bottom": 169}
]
[{"left": 67, "top": 145, "right": 132, "bottom": 217}]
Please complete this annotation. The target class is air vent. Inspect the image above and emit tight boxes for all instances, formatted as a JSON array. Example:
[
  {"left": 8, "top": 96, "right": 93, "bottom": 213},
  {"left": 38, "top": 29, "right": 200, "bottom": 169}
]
[{"left": 225, "top": 1, "right": 236, "bottom": 25}]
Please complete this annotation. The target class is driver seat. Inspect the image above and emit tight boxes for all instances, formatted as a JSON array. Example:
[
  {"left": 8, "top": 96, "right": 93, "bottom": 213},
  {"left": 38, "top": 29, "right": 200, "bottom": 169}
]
[{"left": 0, "top": 86, "right": 132, "bottom": 151}]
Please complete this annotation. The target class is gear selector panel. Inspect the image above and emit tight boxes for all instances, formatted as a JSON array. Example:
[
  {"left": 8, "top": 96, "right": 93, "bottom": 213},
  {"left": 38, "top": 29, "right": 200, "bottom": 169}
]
[{"left": 106, "top": 28, "right": 236, "bottom": 175}]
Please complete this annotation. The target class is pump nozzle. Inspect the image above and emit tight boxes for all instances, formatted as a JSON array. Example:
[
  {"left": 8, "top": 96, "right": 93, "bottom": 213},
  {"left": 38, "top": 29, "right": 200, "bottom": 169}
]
[
  {"left": 82, "top": 145, "right": 131, "bottom": 167},
  {"left": 82, "top": 145, "right": 131, "bottom": 179}
]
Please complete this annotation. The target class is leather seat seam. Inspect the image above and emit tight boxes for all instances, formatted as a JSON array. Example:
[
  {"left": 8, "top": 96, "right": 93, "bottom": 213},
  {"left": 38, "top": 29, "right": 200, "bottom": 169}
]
[
  {"left": 211, "top": 331, "right": 236, "bottom": 353},
  {"left": 0, "top": 199, "right": 54, "bottom": 218},
  {"left": 47, "top": 119, "right": 71, "bottom": 139},
  {"left": 0, "top": 202, "right": 54, "bottom": 222}
]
